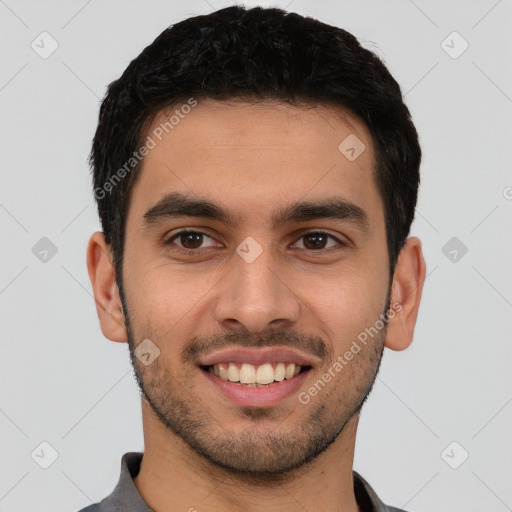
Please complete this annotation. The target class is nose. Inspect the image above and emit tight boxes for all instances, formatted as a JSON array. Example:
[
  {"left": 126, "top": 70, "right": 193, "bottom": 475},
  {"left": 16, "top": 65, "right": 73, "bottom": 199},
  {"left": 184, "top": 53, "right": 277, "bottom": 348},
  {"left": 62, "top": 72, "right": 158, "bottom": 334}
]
[{"left": 213, "top": 241, "right": 301, "bottom": 334}]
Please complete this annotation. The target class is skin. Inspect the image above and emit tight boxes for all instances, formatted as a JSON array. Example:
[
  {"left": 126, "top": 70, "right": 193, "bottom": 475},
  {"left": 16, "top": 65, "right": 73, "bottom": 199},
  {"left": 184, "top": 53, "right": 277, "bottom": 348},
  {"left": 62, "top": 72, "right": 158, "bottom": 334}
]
[{"left": 87, "top": 98, "right": 426, "bottom": 512}]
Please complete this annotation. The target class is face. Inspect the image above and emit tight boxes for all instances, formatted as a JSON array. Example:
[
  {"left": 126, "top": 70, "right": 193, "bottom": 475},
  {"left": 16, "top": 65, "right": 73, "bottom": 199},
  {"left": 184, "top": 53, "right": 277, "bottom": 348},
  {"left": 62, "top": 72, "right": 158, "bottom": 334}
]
[{"left": 120, "top": 99, "right": 391, "bottom": 476}]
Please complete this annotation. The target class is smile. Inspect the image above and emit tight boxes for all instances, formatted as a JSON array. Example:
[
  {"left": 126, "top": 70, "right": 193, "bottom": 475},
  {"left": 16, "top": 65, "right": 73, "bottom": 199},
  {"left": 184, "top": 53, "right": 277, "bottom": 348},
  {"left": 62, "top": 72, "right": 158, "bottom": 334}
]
[
  {"left": 197, "top": 347, "right": 316, "bottom": 407},
  {"left": 202, "top": 362, "right": 310, "bottom": 386}
]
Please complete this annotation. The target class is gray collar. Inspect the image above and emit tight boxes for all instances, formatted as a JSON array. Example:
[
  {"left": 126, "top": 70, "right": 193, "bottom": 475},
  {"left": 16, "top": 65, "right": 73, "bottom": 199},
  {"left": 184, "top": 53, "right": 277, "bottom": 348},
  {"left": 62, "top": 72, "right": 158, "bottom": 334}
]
[{"left": 96, "top": 452, "right": 402, "bottom": 512}]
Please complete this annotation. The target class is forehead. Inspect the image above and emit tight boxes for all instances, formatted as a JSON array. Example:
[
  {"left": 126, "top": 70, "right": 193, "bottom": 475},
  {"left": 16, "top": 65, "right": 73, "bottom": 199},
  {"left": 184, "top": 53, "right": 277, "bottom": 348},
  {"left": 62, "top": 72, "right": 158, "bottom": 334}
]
[{"left": 128, "top": 98, "right": 383, "bottom": 230}]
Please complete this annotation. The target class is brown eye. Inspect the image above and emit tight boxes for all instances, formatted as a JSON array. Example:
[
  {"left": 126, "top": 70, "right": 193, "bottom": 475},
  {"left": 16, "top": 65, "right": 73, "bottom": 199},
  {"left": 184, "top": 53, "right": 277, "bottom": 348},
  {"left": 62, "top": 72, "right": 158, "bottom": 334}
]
[
  {"left": 164, "top": 230, "right": 218, "bottom": 252},
  {"left": 178, "top": 232, "right": 204, "bottom": 249},
  {"left": 303, "top": 233, "right": 328, "bottom": 250},
  {"left": 294, "top": 232, "right": 344, "bottom": 251}
]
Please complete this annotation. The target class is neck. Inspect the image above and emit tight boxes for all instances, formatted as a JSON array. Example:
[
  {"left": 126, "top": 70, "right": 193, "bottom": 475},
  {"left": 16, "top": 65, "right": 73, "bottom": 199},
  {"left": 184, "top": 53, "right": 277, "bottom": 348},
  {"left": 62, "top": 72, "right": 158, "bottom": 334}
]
[{"left": 133, "top": 400, "right": 362, "bottom": 512}]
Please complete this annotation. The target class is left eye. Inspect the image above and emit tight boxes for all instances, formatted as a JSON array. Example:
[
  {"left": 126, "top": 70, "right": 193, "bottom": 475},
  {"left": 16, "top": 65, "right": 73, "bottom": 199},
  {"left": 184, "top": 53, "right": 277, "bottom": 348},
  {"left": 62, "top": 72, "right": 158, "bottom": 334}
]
[
  {"left": 165, "top": 230, "right": 344, "bottom": 253},
  {"left": 292, "top": 232, "right": 343, "bottom": 251}
]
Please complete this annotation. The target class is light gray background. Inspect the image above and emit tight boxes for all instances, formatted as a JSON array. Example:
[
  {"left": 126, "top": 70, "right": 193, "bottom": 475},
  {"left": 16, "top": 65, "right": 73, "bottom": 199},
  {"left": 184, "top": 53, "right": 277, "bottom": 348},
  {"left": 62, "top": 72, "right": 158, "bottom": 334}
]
[{"left": 1, "top": 1, "right": 511, "bottom": 511}]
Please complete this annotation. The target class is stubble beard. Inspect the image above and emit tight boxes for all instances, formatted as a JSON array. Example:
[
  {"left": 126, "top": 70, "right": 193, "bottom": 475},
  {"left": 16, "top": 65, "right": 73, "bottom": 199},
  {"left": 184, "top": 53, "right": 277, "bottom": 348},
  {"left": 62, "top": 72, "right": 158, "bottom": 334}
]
[{"left": 120, "top": 282, "right": 389, "bottom": 481}]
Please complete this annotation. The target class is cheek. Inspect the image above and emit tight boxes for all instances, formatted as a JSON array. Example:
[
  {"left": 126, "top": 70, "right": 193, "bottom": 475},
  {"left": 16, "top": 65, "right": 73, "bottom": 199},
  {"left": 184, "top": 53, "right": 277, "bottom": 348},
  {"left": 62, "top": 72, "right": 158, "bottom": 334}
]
[
  {"left": 124, "top": 261, "right": 217, "bottom": 341},
  {"left": 301, "top": 268, "right": 387, "bottom": 352}
]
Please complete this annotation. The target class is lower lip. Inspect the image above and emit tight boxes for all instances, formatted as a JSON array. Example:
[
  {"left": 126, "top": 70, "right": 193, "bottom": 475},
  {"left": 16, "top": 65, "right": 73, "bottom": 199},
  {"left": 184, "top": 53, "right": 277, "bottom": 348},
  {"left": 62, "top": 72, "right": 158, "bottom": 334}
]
[{"left": 200, "top": 368, "right": 310, "bottom": 407}]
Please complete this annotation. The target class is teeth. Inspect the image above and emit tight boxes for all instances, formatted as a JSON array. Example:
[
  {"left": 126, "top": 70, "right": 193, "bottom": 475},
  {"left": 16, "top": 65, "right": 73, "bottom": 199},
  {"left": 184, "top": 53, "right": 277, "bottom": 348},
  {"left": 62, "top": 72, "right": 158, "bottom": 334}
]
[
  {"left": 240, "top": 363, "right": 256, "bottom": 384},
  {"left": 274, "top": 362, "right": 285, "bottom": 381},
  {"left": 218, "top": 363, "right": 228, "bottom": 380},
  {"left": 227, "top": 362, "right": 240, "bottom": 382},
  {"left": 211, "top": 362, "right": 304, "bottom": 385},
  {"left": 256, "top": 363, "right": 274, "bottom": 384},
  {"left": 285, "top": 363, "right": 296, "bottom": 379}
]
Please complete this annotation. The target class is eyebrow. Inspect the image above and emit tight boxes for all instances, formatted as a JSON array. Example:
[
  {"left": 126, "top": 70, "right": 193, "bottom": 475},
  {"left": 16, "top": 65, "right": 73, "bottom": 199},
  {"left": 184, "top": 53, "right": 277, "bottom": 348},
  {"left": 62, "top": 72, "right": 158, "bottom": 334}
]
[{"left": 142, "top": 191, "right": 371, "bottom": 234}]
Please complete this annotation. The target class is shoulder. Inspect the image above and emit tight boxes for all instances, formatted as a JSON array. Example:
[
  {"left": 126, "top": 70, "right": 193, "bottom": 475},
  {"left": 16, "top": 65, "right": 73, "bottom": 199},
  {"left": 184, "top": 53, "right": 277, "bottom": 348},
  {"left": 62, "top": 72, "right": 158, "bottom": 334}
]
[{"left": 74, "top": 504, "right": 102, "bottom": 512}]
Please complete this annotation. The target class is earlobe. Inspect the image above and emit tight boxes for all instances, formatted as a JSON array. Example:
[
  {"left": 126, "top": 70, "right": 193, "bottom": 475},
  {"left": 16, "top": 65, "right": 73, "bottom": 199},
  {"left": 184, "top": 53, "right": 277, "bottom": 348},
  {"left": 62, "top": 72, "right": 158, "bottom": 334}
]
[
  {"left": 86, "top": 231, "right": 128, "bottom": 343},
  {"left": 384, "top": 236, "right": 427, "bottom": 351}
]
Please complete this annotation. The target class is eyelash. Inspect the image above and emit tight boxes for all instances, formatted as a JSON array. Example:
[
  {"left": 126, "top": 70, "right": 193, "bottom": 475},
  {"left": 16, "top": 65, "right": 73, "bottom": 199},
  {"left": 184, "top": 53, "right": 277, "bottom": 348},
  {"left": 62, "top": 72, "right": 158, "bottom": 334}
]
[{"left": 163, "top": 230, "right": 347, "bottom": 255}]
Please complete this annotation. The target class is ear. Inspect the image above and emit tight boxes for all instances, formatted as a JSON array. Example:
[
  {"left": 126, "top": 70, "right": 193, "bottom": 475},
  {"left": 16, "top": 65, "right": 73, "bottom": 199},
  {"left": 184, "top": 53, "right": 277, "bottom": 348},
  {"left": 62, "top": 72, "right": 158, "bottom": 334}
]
[
  {"left": 86, "top": 231, "right": 128, "bottom": 343},
  {"left": 384, "top": 236, "right": 427, "bottom": 351}
]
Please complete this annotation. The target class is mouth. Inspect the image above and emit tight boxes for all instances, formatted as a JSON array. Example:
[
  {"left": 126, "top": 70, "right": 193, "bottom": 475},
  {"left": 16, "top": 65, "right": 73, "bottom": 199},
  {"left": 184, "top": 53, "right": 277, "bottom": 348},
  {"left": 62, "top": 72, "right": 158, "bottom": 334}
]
[
  {"left": 200, "top": 362, "right": 312, "bottom": 387},
  {"left": 197, "top": 347, "right": 316, "bottom": 407}
]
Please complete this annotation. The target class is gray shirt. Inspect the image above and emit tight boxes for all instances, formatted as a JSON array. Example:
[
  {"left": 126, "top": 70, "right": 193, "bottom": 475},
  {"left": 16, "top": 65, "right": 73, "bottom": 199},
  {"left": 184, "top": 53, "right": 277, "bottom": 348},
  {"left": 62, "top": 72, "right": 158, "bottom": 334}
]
[{"left": 76, "top": 452, "right": 408, "bottom": 512}]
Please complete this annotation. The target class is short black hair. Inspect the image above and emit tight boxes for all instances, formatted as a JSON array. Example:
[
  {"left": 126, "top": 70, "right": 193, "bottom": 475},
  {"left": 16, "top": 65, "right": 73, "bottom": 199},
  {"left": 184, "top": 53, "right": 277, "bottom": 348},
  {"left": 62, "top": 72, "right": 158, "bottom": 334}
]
[{"left": 90, "top": 5, "right": 421, "bottom": 287}]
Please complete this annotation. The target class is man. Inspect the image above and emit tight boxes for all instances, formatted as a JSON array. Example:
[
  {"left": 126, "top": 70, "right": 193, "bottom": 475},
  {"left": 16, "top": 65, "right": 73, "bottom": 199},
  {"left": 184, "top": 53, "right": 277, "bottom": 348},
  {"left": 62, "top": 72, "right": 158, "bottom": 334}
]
[{"left": 83, "top": 5, "right": 426, "bottom": 512}]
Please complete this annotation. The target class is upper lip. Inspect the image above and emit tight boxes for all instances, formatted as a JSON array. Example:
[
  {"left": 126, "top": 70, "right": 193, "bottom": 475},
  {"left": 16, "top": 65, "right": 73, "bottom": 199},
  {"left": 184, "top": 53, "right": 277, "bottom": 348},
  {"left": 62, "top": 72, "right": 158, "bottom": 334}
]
[{"left": 197, "top": 347, "right": 320, "bottom": 367}]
